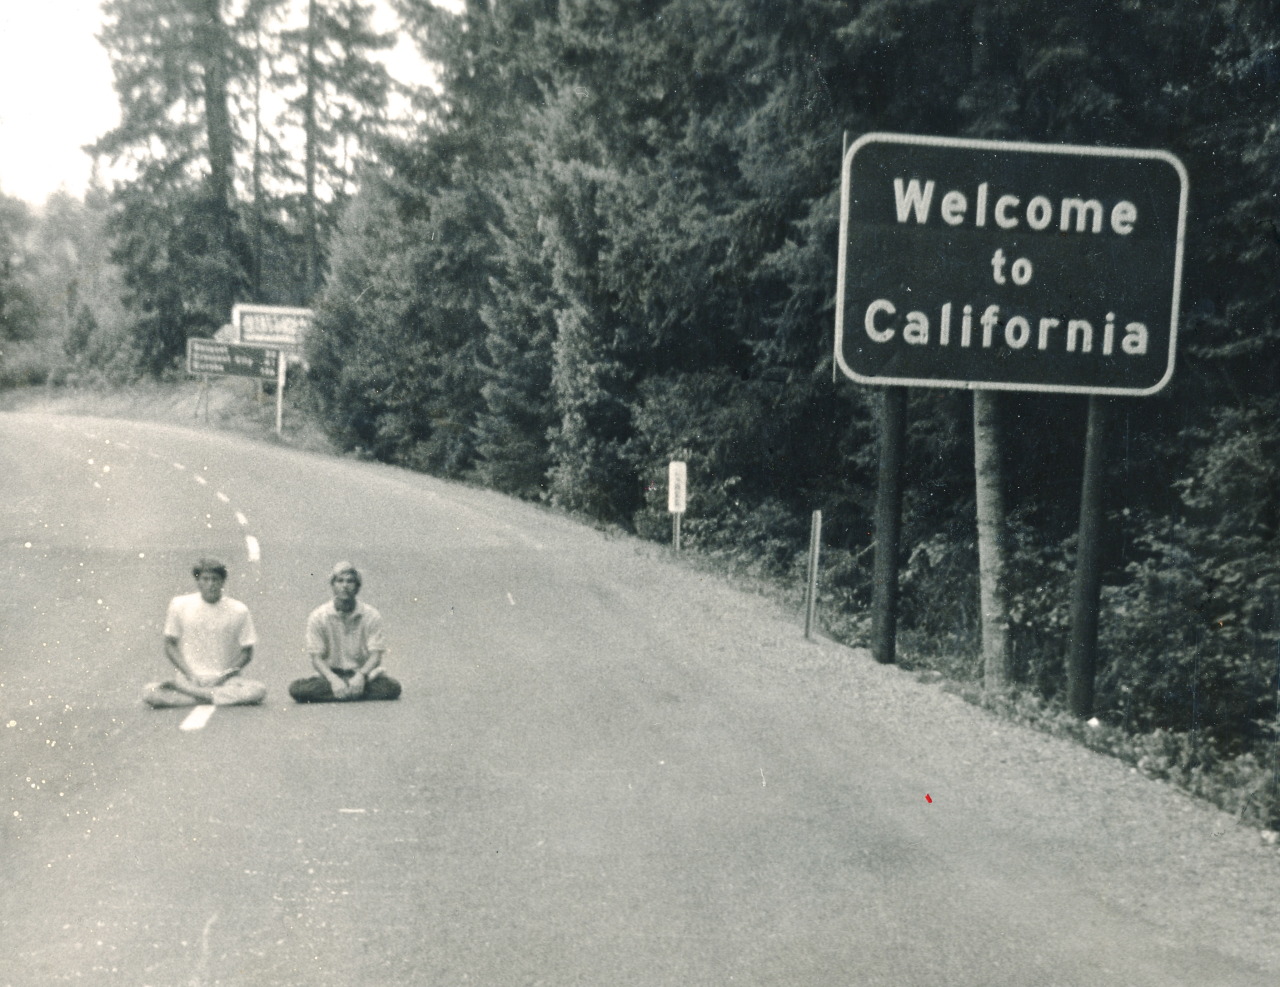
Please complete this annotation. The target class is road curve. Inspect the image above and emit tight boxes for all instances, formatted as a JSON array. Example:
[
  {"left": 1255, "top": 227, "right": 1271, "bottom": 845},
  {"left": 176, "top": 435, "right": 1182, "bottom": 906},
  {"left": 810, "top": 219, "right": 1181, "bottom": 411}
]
[{"left": 2, "top": 412, "right": 1278, "bottom": 986}]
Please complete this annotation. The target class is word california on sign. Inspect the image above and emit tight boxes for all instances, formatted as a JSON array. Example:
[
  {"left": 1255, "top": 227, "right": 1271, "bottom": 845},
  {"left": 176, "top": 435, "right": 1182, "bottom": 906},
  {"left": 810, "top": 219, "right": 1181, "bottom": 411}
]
[{"left": 833, "top": 133, "right": 1189, "bottom": 395}]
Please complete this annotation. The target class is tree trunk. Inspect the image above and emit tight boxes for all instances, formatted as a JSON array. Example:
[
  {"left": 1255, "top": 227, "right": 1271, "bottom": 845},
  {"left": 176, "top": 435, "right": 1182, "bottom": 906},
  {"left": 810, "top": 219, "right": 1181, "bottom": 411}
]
[
  {"left": 872, "top": 387, "right": 908, "bottom": 664},
  {"left": 1067, "top": 395, "right": 1109, "bottom": 718},
  {"left": 250, "top": 18, "right": 265, "bottom": 301},
  {"left": 974, "top": 389, "right": 1014, "bottom": 687},
  {"left": 303, "top": 0, "right": 320, "bottom": 297},
  {"left": 194, "top": 0, "right": 237, "bottom": 313}
]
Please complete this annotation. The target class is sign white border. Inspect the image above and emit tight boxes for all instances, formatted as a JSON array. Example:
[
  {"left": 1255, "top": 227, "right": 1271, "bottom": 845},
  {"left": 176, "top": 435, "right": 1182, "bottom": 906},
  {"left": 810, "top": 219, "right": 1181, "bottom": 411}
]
[
  {"left": 231, "top": 304, "right": 313, "bottom": 348},
  {"left": 833, "top": 132, "right": 1189, "bottom": 396}
]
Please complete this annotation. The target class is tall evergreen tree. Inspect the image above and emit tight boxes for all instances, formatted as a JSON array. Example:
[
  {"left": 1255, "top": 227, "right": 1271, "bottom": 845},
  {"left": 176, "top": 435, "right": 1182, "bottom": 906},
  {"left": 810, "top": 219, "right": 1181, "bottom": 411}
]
[
  {"left": 93, "top": 0, "right": 250, "bottom": 368},
  {"left": 278, "top": 0, "right": 393, "bottom": 296},
  {"left": 0, "top": 191, "right": 39, "bottom": 342},
  {"left": 233, "top": 0, "right": 293, "bottom": 300}
]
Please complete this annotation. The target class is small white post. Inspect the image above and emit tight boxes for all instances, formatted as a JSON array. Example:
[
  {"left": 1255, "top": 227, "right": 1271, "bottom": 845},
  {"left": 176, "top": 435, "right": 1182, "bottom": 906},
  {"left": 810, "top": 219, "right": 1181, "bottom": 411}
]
[
  {"left": 275, "top": 351, "right": 285, "bottom": 436},
  {"left": 804, "top": 509, "right": 823, "bottom": 639},
  {"left": 668, "top": 460, "right": 687, "bottom": 552}
]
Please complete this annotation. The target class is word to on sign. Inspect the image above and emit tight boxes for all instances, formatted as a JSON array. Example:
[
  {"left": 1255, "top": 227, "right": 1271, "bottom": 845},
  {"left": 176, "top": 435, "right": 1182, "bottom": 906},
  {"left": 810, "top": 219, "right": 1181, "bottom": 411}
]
[{"left": 834, "top": 132, "right": 1188, "bottom": 395}]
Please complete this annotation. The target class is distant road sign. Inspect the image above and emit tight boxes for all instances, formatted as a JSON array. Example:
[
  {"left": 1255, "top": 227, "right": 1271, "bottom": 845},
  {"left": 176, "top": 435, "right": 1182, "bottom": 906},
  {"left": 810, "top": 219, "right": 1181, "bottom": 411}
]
[
  {"left": 233, "top": 304, "right": 312, "bottom": 350},
  {"left": 834, "top": 133, "right": 1188, "bottom": 395},
  {"left": 186, "top": 338, "right": 280, "bottom": 379},
  {"left": 668, "top": 461, "right": 687, "bottom": 514}
]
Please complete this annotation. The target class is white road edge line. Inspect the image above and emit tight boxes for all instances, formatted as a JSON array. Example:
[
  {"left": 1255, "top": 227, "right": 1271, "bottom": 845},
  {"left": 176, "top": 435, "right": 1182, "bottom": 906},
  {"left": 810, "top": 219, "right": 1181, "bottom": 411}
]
[
  {"left": 180, "top": 705, "right": 216, "bottom": 731},
  {"left": 245, "top": 535, "right": 261, "bottom": 562}
]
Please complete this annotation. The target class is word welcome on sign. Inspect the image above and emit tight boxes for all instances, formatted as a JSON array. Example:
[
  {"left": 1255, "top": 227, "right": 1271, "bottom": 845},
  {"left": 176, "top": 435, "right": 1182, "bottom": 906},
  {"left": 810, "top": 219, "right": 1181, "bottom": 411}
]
[
  {"left": 233, "top": 304, "right": 313, "bottom": 350},
  {"left": 833, "top": 133, "right": 1188, "bottom": 395}
]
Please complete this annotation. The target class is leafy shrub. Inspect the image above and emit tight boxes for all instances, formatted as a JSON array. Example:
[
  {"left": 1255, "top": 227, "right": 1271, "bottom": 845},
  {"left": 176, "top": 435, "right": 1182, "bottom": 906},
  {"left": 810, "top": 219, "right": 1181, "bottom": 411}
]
[
  {"left": 1003, "top": 517, "right": 1075, "bottom": 697},
  {"left": 897, "top": 531, "right": 982, "bottom": 680},
  {"left": 1096, "top": 403, "right": 1280, "bottom": 753},
  {"left": 0, "top": 339, "right": 63, "bottom": 388}
]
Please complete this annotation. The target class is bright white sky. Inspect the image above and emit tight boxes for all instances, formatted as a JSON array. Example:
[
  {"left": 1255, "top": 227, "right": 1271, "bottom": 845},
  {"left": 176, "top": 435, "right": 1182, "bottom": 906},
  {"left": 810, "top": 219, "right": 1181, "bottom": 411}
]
[
  {"left": 0, "top": 1, "right": 440, "bottom": 208},
  {"left": 0, "top": 2, "right": 118, "bottom": 205}
]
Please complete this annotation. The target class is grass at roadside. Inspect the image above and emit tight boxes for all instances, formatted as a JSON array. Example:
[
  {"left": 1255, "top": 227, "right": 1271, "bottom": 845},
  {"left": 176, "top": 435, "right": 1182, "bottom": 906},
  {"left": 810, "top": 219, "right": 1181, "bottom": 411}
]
[{"left": 0, "top": 376, "right": 335, "bottom": 454}]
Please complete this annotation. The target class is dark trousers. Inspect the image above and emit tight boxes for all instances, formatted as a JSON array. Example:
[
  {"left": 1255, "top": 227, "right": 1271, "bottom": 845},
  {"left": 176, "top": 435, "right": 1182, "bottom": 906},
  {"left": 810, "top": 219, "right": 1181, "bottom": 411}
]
[{"left": 288, "top": 669, "right": 402, "bottom": 703}]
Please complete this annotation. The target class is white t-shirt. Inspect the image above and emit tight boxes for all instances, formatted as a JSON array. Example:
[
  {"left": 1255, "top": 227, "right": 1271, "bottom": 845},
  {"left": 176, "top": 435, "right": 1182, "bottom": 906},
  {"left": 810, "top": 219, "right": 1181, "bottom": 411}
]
[{"left": 164, "top": 592, "right": 257, "bottom": 679}]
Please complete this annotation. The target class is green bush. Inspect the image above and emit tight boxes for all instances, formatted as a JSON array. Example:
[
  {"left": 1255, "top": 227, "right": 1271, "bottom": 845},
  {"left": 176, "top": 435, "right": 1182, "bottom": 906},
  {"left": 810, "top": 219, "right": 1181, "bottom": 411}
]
[
  {"left": 897, "top": 532, "right": 982, "bottom": 679},
  {"left": 1095, "top": 403, "right": 1280, "bottom": 753},
  {"left": 0, "top": 340, "right": 63, "bottom": 388}
]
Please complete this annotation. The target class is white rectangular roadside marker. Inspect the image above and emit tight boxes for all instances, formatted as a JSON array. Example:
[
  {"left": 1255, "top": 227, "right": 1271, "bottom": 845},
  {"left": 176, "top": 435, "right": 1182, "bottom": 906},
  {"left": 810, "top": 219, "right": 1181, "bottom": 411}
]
[
  {"left": 180, "top": 705, "right": 216, "bottom": 731},
  {"left": 668, "top": 460, "right": 687, "bottom": 552},
  {"left": 668, "top": 461, "right": 687, "bottom": 514}
]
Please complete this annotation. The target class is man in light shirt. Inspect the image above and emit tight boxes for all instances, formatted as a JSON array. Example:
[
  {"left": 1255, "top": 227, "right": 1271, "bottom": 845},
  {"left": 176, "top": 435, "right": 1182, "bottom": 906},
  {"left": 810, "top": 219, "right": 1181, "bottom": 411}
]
[
  {"left": 288, "top": 562, "right": 402, "bottom": 702},
  {"left": 143, "top": 558, "right": 267, "bottom": 707}
]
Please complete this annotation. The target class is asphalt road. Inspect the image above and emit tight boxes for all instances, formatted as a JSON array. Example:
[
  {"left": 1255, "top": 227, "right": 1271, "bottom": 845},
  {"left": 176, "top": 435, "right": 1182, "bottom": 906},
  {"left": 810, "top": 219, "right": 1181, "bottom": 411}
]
[{"left": 2, "top": 412, "right": 1276, "bottom": 986}]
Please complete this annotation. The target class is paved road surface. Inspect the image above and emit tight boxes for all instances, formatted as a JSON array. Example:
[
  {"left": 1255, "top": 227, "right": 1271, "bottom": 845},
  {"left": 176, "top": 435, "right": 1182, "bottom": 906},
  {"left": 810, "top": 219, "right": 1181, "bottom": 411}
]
[{"left": 2, "top": 413, "right": 1276, "bottom": 985}]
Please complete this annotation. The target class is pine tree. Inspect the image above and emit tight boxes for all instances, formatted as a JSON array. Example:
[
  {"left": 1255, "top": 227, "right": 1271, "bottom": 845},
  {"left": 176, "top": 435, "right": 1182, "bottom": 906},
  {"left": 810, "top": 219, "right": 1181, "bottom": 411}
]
[
  {"left": 93, "top": 0, "right": 249, "bottom": 369},
  {"left": 0, "top": 191, "right": 39, "bottom": 342},
  {"left": 278, "top": 0, "right": 393, "bottom": 296}
]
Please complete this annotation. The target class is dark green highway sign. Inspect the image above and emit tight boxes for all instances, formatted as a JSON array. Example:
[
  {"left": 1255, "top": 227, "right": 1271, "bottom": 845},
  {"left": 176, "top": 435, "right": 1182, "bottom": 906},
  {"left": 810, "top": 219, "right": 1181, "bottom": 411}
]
[
  {"left": 834, "top": 133, "right": 1188, "bottom": 395},
  {"left": 186, "top": 339, "right": 280, "bottom": 379}
]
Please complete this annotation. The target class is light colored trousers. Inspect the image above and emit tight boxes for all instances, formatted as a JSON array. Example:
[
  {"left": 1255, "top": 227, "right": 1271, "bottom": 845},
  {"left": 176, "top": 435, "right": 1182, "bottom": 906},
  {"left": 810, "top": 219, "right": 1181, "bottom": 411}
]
[{"left": 142, "top": 676, "right": 267, "bottom": 707}]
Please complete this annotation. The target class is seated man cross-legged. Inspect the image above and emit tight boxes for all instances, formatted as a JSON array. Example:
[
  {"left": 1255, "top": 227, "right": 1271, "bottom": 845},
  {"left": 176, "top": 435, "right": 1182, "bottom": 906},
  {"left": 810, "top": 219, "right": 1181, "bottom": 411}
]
[
  {"left": 143, "top": 558, "right": 267, "bottom": 708},
  {"left": 289, "top": 562, "right": 402, "bottom": 703}
]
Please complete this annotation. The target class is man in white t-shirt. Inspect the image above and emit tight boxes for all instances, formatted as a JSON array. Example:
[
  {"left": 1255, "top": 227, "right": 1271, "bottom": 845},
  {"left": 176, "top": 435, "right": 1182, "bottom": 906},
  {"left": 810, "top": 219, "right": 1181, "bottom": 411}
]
[
  {"left": 288, "top": 561, "right": 401, "bottom": 702},
  {"left": 143, "top": 558, "right": 267, "bottom": 708}
]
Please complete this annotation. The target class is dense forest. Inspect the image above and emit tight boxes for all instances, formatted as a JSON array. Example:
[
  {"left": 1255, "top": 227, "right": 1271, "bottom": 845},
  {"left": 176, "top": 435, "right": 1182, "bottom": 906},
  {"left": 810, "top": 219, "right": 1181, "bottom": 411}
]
[{"left": 2, "top": 1, "right": 1278, "bottom": 823}]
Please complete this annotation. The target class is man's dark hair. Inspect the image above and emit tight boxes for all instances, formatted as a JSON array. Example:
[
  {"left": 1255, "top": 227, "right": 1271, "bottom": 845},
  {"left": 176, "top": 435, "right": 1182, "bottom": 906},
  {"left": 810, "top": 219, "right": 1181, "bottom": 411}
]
[{"left": 192, "top": 558, "right": 228, "bottom": 580}]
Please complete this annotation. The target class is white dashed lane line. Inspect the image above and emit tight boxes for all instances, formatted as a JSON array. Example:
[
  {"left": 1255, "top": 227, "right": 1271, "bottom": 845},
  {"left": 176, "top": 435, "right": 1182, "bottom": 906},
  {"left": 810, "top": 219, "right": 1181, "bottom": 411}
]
[
  {"left": 79, "top": 433, "right": 263, "bottom": 568},
  {"left": 180, "top": 705, "right": 216, "bottom": 731}
]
